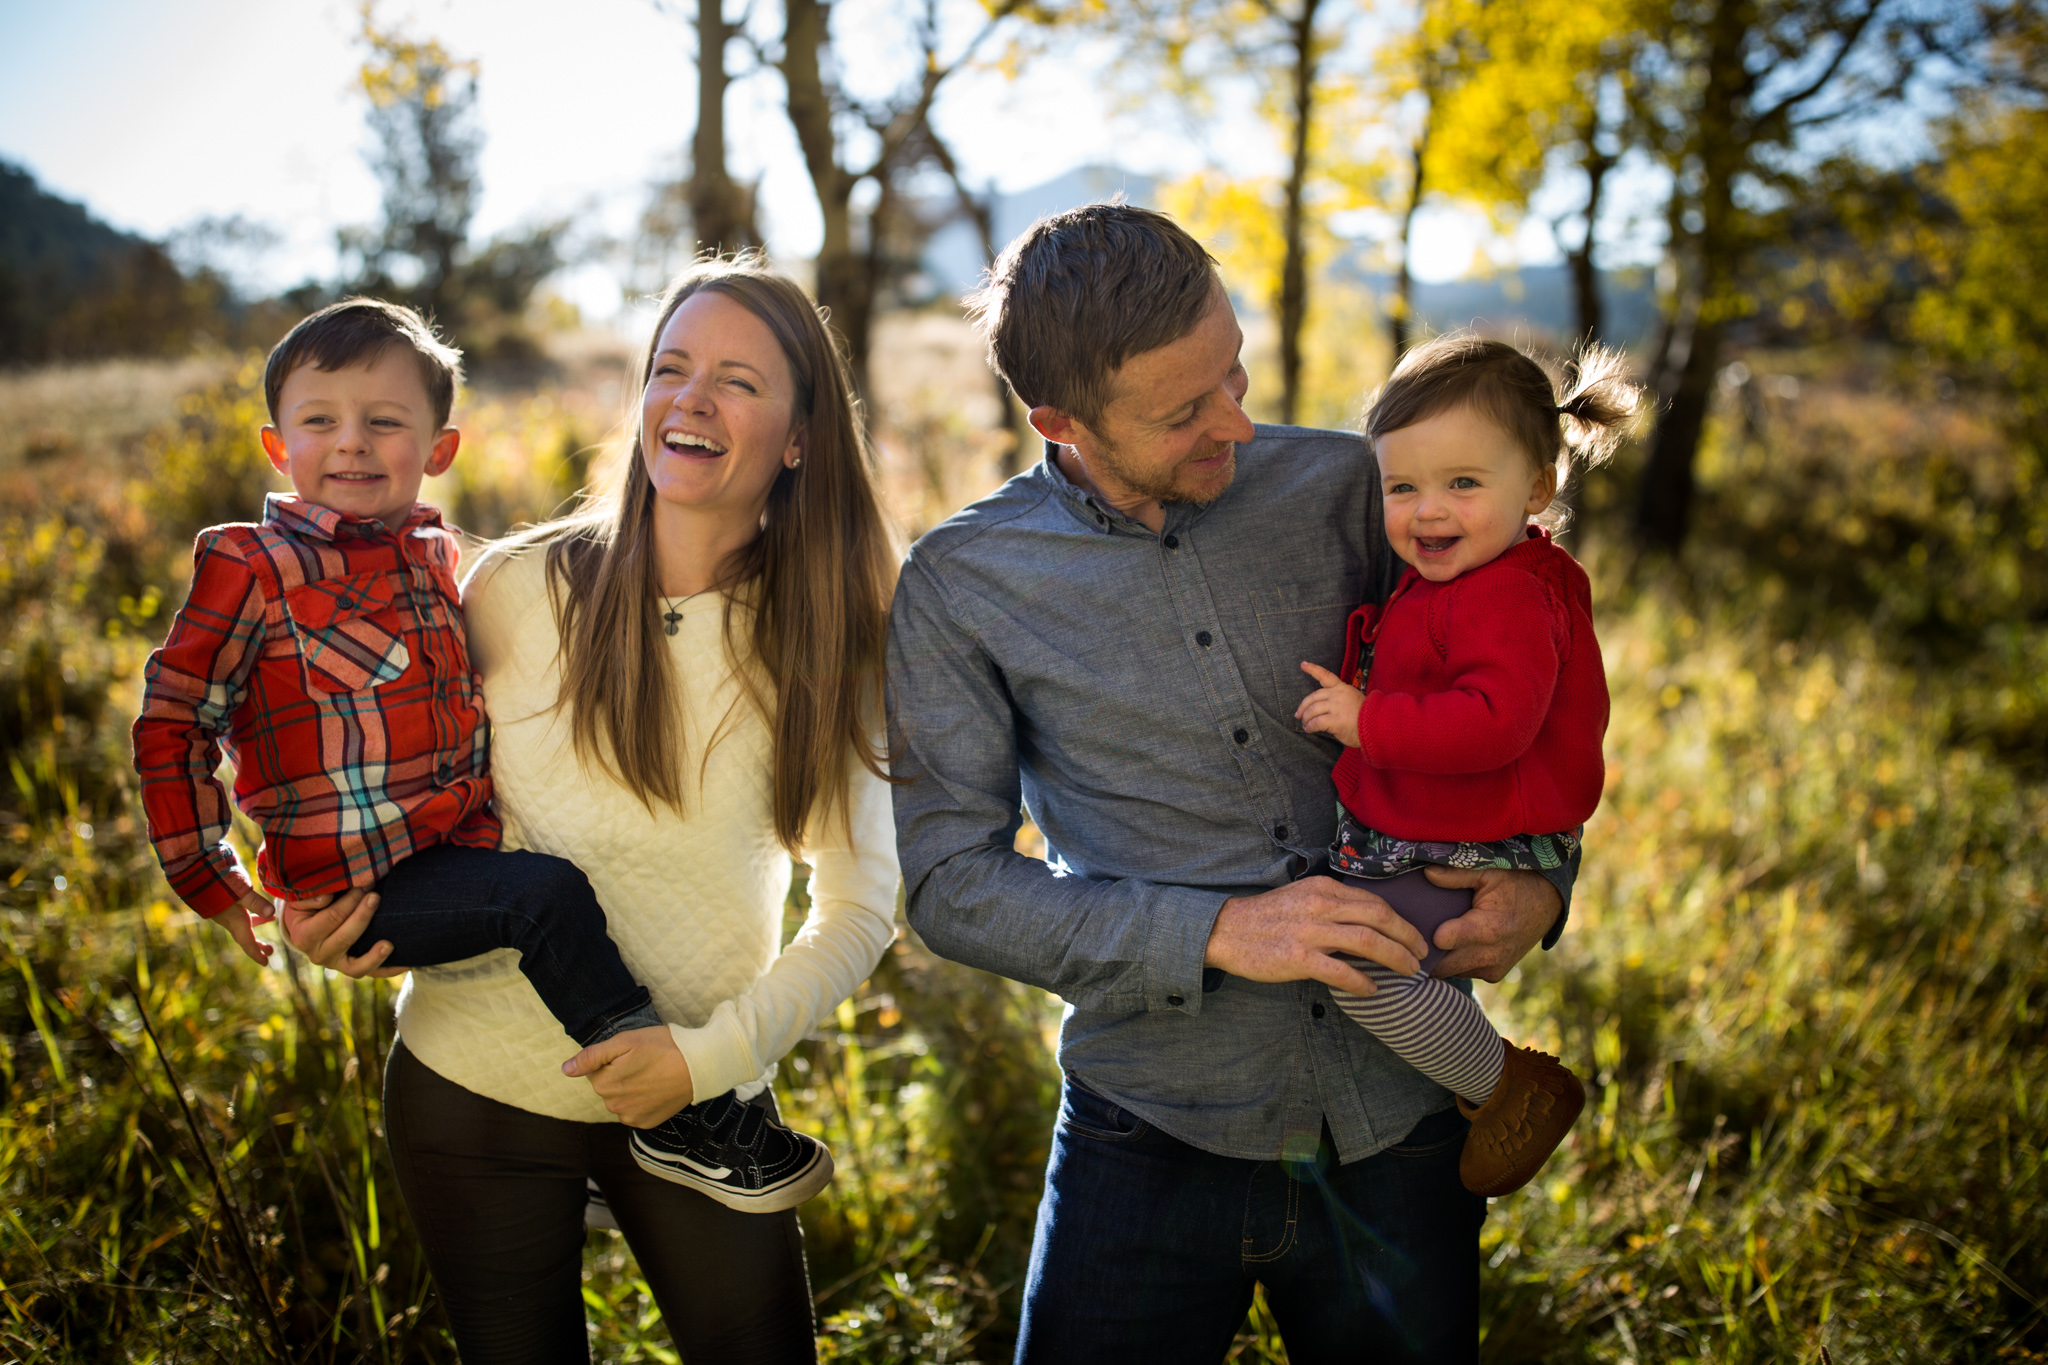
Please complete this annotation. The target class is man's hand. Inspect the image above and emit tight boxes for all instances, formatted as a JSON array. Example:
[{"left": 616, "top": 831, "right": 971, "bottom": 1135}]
[
  {"left": 207, "top": 889, "right": 278, "bottom": 966},
  {"left": 1295, "top": 662, "right": 1364, "bottom": 748},
  {"left": 1205, "top": 876, "right": 1428, "bottom": 996},
  {"left": 561, "top": 1027, "right": 696, "bottom": 1128},
  {"left": 279, "top": 888, "right": 408, "bottom": 979},
  {"left": 1427, "top": 867, "right": 1562, "bottom": 981}
]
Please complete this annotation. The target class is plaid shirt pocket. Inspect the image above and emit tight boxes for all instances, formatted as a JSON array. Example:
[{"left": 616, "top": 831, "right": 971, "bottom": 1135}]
[{"left": 284, "top": 571, "right": 412, "bottom": 692}]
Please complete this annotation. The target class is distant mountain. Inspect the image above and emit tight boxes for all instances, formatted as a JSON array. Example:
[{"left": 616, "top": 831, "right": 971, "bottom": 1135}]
[
  {"left": 1344, "top": 263, "right": 1660, "bottom": 349},
  {"left": 922, "top": 166, "right": 1160, "bottom": 297},
  {"left": 0, "top": 160, "right": 217, "bottom": 364},
  {"left": 918, "top": 165, "right": 1657, "bottom": 346}
]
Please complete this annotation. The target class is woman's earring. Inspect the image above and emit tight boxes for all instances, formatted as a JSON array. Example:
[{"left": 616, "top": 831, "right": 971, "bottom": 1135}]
[{"left": 790, "top": 458, "right": 803, "bottom": 468}]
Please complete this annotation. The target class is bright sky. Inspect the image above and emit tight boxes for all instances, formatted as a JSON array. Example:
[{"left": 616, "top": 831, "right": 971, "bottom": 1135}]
[{"left": 0, "top": 0, "right": 1605, "bottom": 316}]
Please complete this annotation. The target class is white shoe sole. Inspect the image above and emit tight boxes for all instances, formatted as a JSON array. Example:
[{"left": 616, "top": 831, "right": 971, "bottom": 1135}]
[{"left": 628, "top": 1137, "right": 835, "bottom": 1213}]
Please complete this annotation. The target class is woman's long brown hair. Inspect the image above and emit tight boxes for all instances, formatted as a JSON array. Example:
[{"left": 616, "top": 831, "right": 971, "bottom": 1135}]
[{"left": 515, "top": 257, "right": 896, "bottom": 851}]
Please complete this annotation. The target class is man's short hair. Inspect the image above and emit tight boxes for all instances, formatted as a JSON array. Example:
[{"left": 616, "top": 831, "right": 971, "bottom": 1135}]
[
  {"left": 263, "top": 297, "right": 464, "bottom": 429},
  {"left": 965, "top": 203, "right": 1219, "bottom": 429}
]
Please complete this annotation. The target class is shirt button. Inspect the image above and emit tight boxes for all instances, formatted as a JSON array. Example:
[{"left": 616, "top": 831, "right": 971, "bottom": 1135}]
[
  {"left": 337, "top": 596, "right": 357, "bottom": 609},
  {"left": 436, "top": 761, "right": 453, "bottom": 784},
  {"left": 1167, "top": 994, "right": 1186, "bottom": 1007},
  {"left": 1233, "top": 728, "right": 1249, "bottom": 745},
  {"left": 1273, "top": 825, "right": 1290, "bottom": 841},
  {"left": 1312, "top": 1002, "right": 1326, "bottom": 1019},
  {"left": 1163, "top": 535, "right": 1179, "bottom": 549},
  {"left": 1196, "top": 631, "right": 1213, "bottom": 647}
]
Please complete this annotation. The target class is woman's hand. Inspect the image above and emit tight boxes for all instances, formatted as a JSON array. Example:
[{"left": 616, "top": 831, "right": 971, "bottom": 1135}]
[
  {"left": 561, "top": 1027, "right": 696, "bottom": 1128},
  {"left": 279, "top": 889, "right": 409, "bottom": 979},
  {"left": 1296, "top": 662, "right": 1365, "bottom": 748}
]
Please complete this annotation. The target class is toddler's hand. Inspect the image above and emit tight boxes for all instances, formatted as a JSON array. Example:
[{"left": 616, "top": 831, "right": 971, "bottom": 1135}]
[
  {"left": 1296, "top": 662, "right": 1365, "bottom": 748},
  {"left": 208, "top": 889, "right": 278, "bottom": 966}
]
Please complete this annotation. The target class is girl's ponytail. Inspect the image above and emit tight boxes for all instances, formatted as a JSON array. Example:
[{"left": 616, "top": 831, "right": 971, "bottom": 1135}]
[{"left": 1553, "top": 344, "right": 1643, "bottom": 474}]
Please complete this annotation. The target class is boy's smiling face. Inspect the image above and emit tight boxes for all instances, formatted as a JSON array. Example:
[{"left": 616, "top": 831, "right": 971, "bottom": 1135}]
[
  {"left": 260, "top": 348, "right": 459, "bottom": 528},
  {"left": 1377, "top": 404, "right": 1558, "bottom": 582}
]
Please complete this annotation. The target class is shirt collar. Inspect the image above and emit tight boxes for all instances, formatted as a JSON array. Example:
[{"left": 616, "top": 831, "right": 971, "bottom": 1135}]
[
  {"left": 1037, "top": 441, "right": 1216, "bottom": 538},
  {"left": 263, "top": 493, "right": 445, "bottom": 542}
]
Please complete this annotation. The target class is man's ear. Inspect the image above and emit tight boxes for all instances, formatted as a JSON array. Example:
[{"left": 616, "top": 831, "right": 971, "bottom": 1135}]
[
  {"left": 426, "top": 428, "right": 460, "bottom": 477},
  {"left": 1029, "top": 406, "right": 1082, "bottom": 448},
  {"left": 259, "top": 426, "right": 290, "bottom": 475}
]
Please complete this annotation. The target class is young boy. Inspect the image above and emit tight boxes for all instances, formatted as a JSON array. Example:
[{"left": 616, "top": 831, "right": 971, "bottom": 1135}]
[{"left": 132, "top": 298, "right": 832, "bottom": 1212}]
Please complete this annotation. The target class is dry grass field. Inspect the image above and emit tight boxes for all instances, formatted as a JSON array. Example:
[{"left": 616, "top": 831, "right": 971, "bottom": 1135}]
[{"left": 2, "top": 326, "right": 2043, "bottom": 1362}]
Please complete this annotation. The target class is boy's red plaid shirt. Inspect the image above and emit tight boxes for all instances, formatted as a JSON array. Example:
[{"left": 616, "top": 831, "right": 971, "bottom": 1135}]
[{"left": 133, "top": 494, "right": 500, "bottom": 917}]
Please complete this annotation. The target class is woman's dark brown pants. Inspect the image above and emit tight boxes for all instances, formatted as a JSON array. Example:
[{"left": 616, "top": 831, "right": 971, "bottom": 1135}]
[{"left": 384, "top": 1039, "right": 817, "bottom": 1364}]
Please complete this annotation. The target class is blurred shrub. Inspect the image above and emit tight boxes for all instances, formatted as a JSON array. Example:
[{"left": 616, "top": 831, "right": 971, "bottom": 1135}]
[
  {"left": 1477, "top": 567, "right": 2048, "bottom": 1362},
  {"left": 1, "top": 906, "right": 453, "bottom": 1362},
  {"left": 1913, "top": 96, "right": 2048, "bottom": 427},
  {"left": 0, "top": 518, "right": 158, "bottom": 912},
  {"left": 136, "top": 357, "right": 282, "bottom": 553},
  {"left": 776, "top": 872, "right": 1060, "bottom": 1362},
  {"left": 432, "top": 391, "right": 605, "bottom": 539}
]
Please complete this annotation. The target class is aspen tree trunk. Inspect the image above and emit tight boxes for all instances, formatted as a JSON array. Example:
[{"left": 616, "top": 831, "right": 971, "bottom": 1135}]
[
  {"left": 1391, "top": 116, "right": 1430, "bottom": 359},
  {"left": 780, "top": 0, "right": 875, "bottom": 405},
  {"left": 1568, "top": 126, "right": 1614, "bottom": 347},
  {"left": 1633, "top": 0, "right": 1745, "bottom": 551},
  {"left": 1275, "top": 0, "right": 1323, "bottom": 425},
  {"left": 690, "top": 0, "right": 757, "bottom": 255},
  {"left": 934, "top": 143, "right": 1035, "bottom": 476}
]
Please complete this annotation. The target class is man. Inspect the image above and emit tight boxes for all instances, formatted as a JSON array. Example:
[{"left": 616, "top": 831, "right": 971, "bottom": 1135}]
[{"left": 887, "top": 203, "right": 1577, "bottom": 1362}]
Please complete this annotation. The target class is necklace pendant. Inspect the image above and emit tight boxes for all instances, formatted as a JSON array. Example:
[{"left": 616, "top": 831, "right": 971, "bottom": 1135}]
[{"left": 663, "top": 610, "right": 683, "bottom": 636}]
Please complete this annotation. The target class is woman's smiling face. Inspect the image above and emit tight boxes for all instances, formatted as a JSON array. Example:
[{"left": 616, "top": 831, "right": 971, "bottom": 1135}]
[{"left": 639, "top": 290, "right": 804, "bottom": 524}]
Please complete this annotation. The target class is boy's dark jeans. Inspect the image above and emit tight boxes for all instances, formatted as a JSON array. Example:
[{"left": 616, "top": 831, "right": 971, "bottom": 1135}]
[{"left": 348, "top": 844, "right": 659, "bottom": 1047}]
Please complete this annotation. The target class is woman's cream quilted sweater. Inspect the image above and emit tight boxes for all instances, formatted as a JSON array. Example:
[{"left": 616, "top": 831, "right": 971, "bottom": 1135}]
[{"left": 393, "top": 546, "right": 900, "bottom": 1122}]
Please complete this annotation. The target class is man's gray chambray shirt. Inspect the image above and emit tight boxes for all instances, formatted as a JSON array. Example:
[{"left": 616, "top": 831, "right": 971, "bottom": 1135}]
[{"left": 887, "top": 425, "right": 1576, "bottom": 1164}]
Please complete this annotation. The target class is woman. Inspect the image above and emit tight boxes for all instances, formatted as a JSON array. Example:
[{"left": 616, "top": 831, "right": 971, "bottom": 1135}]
[{"left": 285, "top": 258, "right": 900, "bottom": 1363}]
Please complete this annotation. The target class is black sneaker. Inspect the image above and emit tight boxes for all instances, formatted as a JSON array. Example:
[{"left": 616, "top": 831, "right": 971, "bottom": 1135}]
[{"left": 628, "top": 1093, "right": 834, "bottom": 1212}]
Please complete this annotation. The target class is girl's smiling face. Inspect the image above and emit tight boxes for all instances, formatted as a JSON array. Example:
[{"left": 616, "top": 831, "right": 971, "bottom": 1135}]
[
  {"left": 1376, "top": 403, "right": 1558, "bottom": 582},
  {"left": 639, "top": 290, "right": 804, "bottom": 525}
]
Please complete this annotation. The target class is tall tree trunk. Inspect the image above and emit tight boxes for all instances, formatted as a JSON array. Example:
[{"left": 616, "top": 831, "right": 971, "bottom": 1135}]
[
  {"left": 934, "top": 142, "right": 1034, "bottom": 476},
  {"left": 1275, "top": 0, "right": 1322, "bottom": 425},
  {"left": 1633, "top": 0, "right": 1746, "bottom": 552},
  {"left": 1634, "top": 314, "right": 1721, "bottom": 550},
  {"left": 1391, "top": 117, "right": 1429, "bottom": 360},
  {"left": 1568, "top": 131, "right": 1614, "bottom": 347},
  {"left": 690, "top": 0, "right": 756, "bottom": 255},
  {"left": 779, "top": 0, "right": 873, "bottom": 405}
]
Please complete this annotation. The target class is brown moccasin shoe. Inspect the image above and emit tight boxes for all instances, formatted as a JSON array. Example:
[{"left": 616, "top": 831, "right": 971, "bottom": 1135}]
[{"left": 1454, "top": 1042, "right": 1585, "bottom": 1197}]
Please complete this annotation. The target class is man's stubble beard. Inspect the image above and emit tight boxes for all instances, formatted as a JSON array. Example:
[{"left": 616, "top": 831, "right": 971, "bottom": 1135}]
[{"left": 1089, "top": 435, "right": 1239, "bottom": 508}]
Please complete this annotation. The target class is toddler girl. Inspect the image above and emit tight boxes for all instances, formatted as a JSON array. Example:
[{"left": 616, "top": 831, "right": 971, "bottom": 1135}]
[{"left": 1295, "top": 334, "right": 1639, "bottom": 1196}]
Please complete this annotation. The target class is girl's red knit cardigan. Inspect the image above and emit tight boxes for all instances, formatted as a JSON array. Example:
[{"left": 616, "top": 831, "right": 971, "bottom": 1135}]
[{"left": 1332, "top": 526, "right": 1609, "bottom": 843}]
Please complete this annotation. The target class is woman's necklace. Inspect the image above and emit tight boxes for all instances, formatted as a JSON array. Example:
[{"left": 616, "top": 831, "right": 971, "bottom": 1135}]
[{"left": 660, "top": 588, "right": 712, "bottom": 636}]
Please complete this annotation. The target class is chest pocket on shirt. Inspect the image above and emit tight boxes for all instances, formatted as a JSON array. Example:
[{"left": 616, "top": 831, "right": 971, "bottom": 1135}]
[
  {"left": 284, "top": 571, "right": 411, "bottom": 692},
  {"left": 1252, "top": 577, "right": 1362, "bottom": 716}
]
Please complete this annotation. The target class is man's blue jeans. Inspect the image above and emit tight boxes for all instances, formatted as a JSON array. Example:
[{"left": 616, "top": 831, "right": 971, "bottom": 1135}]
[
  {"left": 1016, "top": 1075, "right": 1486, "bottom": 1364},
  {"left": 346, "top": 843, "right": 657, "bottom": 1047}
]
